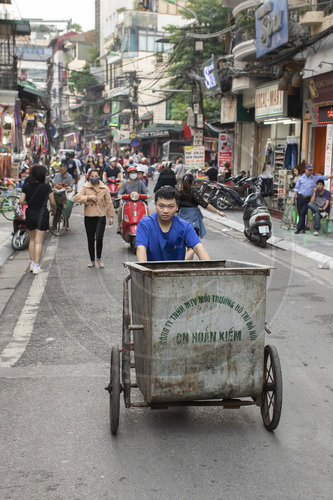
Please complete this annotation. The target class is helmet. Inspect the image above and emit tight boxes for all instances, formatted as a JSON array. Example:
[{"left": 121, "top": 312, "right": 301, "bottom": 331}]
[
  {"left": 136, "top": 165, "right": 145, "bottom": 173},
  {"left": 110, "top": 156, "right": 117, "bottom": 162},
  {"left": 141, "top": 157, "right": 148, "bottom": 164},
  {"left": 127, "top": 165, "right": 137, "bottom": 173}
]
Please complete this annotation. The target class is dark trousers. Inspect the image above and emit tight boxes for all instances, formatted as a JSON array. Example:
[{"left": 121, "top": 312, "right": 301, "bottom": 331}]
[
  {"left": 296, "top": 195, "right": 311, "bottom": 231},
  {"left": 84, "top": 216, "right": 106, "bottom": 262}
]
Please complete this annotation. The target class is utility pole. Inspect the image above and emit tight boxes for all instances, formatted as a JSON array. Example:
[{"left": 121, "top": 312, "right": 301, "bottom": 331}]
[
  {"left": 191, "top": 40, "right": 204, "bottom": 146},
  {"left": 45, "top": 60, "right": 54, "bottom": 169},
  {"left": 128, "top": 71, "right": 140, "bottom": 134}
]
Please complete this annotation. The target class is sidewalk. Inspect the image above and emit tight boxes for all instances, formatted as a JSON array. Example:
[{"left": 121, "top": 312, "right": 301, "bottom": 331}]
[
  {"left": 202, "top": 208, "right": 333, "bottom": 270},
  {"left": 0, "top": 218, "right": 14, "bottom": 270}
]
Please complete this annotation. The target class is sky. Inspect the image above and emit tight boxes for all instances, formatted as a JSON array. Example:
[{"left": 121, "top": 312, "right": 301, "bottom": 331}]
[{"left": 11, "top": 0, "right": 95, "bottom": 32}]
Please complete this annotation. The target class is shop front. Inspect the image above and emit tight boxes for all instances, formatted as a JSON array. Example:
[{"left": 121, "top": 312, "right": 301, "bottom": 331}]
[{"left": 255, "top": 81, "right": 302, "bottom": 212}]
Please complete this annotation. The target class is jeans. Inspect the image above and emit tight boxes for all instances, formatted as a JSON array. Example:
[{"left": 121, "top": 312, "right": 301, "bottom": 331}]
[
  {"left": 284, "top": 143, "right": 298, "bottom": 170},
  {"left": 296, "top": 195, "right": 311, "bottom": 231},
  {"left": 308, "top": 202, "right": 327, "bottom": 231},
  {"left": 84, "top": 216, "right": 106, "bottom": 261}
]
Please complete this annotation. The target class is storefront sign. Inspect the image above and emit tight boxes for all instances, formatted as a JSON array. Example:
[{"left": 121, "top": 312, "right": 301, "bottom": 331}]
[
  {"left": 218, "top": 133, "right": 233, "bottom": 169},
  {"left": 138, "top": 130, "right": 169, "bottom": 138},
  {"left": 185, "top": 146, "right": 205, "bottom": 170},
  {"left": 256, "top": 0, "right": 288, "bottom": 57},
  {"left": 202, "top": 56, "right": 221, "bottom": 97},
  {"left": 317, "top": 105, "right": 333, "bottom": 125},
  {"left": 324, "top": 124, "right": 333, "bottom": 199},
  {"left": 255, "top": 82, "right": 287, "bottom": 120}
]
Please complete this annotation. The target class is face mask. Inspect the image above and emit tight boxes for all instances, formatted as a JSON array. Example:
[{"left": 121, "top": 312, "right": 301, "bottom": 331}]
[
  {"left": 90, "top": 177, "right": 99, "bottom": 185},
  {"left": 129, "top": 173, "right": 137, "bottom": 180}
]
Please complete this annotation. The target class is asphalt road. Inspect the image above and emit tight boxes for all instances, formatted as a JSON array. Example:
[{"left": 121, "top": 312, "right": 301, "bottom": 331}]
[{"left": 0, "top": 198, "right": 332, "bottom": 500}]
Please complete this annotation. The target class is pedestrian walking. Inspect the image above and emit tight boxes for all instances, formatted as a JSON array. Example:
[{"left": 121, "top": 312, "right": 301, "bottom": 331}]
[
  {"left": 19, "top": 165, "right": 56, "bottom": 275},
  {"left": 174, "top": 157, "right": 186, "bottom": 188},
  {"left": 290, "top": 164, "right": 333, "bottom": 234},
  {"left": 153, "top": 161, "right": 177, "bottom": 192},
  {"left": 74, "top": 169, "right": 115, "bottom": 268}
]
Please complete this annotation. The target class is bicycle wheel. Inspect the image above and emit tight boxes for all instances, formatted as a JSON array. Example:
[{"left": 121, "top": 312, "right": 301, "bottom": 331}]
[
  {"left": 49, "top": 209, "right": 68, "bottom": 236},
  {"left": 1, "top": 195, "right": 20, "bottom": 221}
]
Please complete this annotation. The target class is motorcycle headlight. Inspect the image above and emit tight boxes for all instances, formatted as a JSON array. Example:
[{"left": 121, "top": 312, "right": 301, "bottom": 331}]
[{"left": 130, "top": 191, "right": 139, "bottom": 201}]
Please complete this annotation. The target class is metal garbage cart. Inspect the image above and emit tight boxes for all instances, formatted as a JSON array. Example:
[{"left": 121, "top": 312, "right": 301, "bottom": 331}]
[{"left": 106, "top": 260, "right": 282, "bottom": 435}]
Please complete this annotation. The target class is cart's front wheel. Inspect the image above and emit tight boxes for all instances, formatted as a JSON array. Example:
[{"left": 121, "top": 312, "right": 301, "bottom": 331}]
[
  {"left": 261, "top": 344, "right": 282, "bottom": 431},
  {"left": 109, "top": 346, "right": 120, "bottom": 435}
]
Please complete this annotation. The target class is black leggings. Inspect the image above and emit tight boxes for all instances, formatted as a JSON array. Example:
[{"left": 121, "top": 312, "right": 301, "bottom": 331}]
[{"left": 84, "top": 216, "right": 106, "bottom": 262}]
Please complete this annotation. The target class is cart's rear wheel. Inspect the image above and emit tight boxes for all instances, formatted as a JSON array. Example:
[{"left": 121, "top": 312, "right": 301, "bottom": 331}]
[
  {"left": 109, "top": 346, "right": 120, "bottom": 435},
  {"left": 261, "top": 344, "right": 282, "bottom": 431}
]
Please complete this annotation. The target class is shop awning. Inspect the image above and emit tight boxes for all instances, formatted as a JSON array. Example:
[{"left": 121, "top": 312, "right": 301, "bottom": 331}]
[
  {"left": 137, "top": 124, "right": 183, "bottom": 139},
  {"left": 105, "top": 85, "right": 130, "bottom": 100}
]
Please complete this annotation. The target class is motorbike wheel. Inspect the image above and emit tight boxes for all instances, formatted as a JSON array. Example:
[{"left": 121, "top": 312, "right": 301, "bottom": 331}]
[
  {"left": 12, "top": 229, "right": 30, "bottom": 250},
  {"left": 244, "top": 229, "right": 253, "bottom": 241},
  {"left": 130, "top": 236, "right": 136, "bottom": 254},
  {"left": 259, "top": 236, "right": 268, "bottom": 248},
  {"left": 215, "top": 194, "right": 231, "bottom": 211}
]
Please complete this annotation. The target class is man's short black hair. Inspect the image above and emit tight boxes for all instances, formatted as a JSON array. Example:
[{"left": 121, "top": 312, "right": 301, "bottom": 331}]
[
  {"left": 155, "top": 186, "right": 179, "bottom": 204},
  {"left": 316, "top": 179, "right": 324, "bottom": 185}
]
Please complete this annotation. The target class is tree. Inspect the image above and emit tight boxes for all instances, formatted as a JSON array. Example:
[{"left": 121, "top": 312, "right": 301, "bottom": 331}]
[
  {"left": 67, "top": 20, "right": 82, "bottom": 32},
  {"left": 68, "top": 64, "right": 98, "bottom": 94},
  {"left": 164, "top": 0, "right": 231, "bottom": 122}
]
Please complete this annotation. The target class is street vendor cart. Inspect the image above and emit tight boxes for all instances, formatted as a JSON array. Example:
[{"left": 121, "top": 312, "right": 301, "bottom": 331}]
[{"left": 106, "top": 260, "right": 282, "bottom": 435}]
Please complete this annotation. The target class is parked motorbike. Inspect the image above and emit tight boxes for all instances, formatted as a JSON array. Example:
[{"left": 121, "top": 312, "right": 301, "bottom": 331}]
[
  {"left": 12, "top": 204, "right": 29, "bottom": 251},
  {"left": 105, "top": 177, "right": 121, "bottom": 210},
  {"left": 196, "top": 180, "right": 244, "bottom": 210},
  {"left": 121, "top": 192, "right": 148, "bottom": 253},
  {"left": 243, "top": 189, "right": 272, "bottom": 248}
]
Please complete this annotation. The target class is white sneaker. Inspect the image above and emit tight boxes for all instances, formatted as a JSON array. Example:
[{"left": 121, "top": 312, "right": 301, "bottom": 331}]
[
  {"left": 87, "top": 262, "right": 95, "bottom": 268},
  {"left": 313, "top": 231, "right": 319, "bottom": 236},
  {"left": 33, "top": 265, "right": 43, "bottom": 274},
  {"left": 30, "top": 262, "right": 34, "bottom": 272},
  {"left": 97, "top": 260, "right": 104, "bottom": 268},
  {"left": 321, "top": 212, "right": 328, "bottom": 218}
]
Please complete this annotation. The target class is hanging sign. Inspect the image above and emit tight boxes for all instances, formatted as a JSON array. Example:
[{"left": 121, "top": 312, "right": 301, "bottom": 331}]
[
  {"left": 201, "top": 56, "right": 221, "bottom": 97},
  {"left": 255, "top": 82, "right": 287, "bottom": 120},
  {"left": 255, "top": 0, "right": 288, "bottom": 57}
]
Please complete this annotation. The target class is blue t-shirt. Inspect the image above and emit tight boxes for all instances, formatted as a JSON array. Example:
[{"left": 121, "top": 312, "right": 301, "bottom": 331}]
[{"left": 136, "top": 213, "right": 201, "bottom": 261}]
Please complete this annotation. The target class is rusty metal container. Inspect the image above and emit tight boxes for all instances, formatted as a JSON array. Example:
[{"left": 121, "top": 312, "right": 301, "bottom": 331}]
[{"left": 125, "top": 260, "right": 271, "bottom": 404}]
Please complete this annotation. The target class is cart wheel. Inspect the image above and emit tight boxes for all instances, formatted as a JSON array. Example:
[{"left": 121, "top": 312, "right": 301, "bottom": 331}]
[
  {"left": 261, "top": 345, "right": 282, "bottom": 431},
  {"left": 109, "top": 346, "right": 120, "bottom": 435}
]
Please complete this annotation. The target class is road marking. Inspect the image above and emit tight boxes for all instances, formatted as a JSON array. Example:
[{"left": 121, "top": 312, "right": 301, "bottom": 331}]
[{"left": 0, "top": 238, "right": 58, "bottom": 368}]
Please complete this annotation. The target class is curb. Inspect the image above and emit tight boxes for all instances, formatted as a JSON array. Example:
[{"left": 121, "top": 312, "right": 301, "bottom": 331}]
[
  {"left": 202, "top": 209, "right": 333, "bottom": 270},
  {"left": 0, "top": 236, "right": 14, "bottom": 270}
]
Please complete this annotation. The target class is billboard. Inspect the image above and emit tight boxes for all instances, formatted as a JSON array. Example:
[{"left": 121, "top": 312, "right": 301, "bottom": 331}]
[
  {"left": 256, "top": 0, "right": 288, "bottom": 58},
  {"left": 218, "top": 133, "right": 233, "bottom": 169}
]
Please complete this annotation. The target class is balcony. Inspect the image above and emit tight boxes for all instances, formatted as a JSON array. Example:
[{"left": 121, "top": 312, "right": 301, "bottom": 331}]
[{"left": 232, "top": 25, "right": 257, "bottom": 60}]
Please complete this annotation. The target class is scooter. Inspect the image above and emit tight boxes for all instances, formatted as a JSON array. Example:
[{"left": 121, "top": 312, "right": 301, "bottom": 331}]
[
  {"left": 105, "top": 177, "right": 121, "bottom": 210},
  {"left": 243, "top": 189, "right": 272, "bottom": 248},
  {"left": 121, "top": 192, "right": 148, "bottom": 253},
  {"left": 12, "top": 204, "right": 29, "bottom": 251}
]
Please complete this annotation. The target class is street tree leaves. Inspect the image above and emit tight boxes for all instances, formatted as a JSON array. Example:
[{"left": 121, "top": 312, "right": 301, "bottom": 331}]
[
  {"left": 164, "top": 0, "right": 231, "bottom": 121},
  {"left": 68, "top": 64, "right": 98, "bottom": 94}
]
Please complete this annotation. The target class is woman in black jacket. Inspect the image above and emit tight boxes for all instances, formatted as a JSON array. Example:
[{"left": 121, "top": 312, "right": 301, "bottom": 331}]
[{"left": 154, "top": 161, "right": 177, "bottom": 192}]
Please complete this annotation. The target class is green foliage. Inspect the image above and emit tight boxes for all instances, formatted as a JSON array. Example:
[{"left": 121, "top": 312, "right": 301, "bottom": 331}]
[
  {"left": 68, "top": 64, "right": 98, "bottom": 94},
  {"left": 67, "top": 20, "right": 82, "bottom": 32},
  {"left": 165, "top": 0, "right": 231, "bottom": 122},
  {"left": 88, "top": 46, "right": 100, "bottom": 66}
]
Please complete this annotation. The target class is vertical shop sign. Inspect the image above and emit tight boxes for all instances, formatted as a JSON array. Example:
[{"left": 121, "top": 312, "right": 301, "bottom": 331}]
[
  {"left": 255, "top": 0, "right": 288, "bottom": 57},
  {"left": 324, "top": 125, "right": 333, "bottom": 201},
  {"left": 218, "top": 133, "right": 233, "bottom": 169}
]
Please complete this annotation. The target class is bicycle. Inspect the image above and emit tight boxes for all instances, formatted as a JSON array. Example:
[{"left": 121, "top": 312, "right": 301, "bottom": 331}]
[
  {"left": 49, "top": 187, "right": 73, "bottom": 236},
  {"left": 0, "top": 187, "right": 21, "bottom": 221}
]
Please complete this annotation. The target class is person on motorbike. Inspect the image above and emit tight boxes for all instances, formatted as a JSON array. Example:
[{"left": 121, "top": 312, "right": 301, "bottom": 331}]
[
  {"left": 116, "top": 165, "right": 149, "bottom": 233},
  {"left": 136, "top": 186, "right": 210, "bottom": 262},
  {"left": 137, "top": 157, "right": 149, "bottom": 185},
  {"left": 102, "top": 157, "right": 123, "bottom": 181},
  {"left": 154, "top": 161, "right": 177, "bottom": 192}
]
